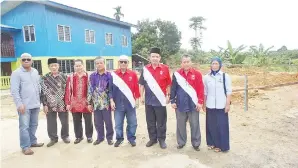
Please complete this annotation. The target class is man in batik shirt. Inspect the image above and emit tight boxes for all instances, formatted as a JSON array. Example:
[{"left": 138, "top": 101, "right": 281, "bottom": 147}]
[
  {"left": 88, "top": 56, "right": 114, "bottom": 146},
  {"left": 41, "top": 58, "right": 70, "bottom": 147},
  {"left": 65, "top": 59, "right": 93, "bottom": 144}
]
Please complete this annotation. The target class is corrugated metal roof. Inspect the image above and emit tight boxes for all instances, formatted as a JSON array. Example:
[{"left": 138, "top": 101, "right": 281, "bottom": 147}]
[
  {"left": 1, "top": 0, "right": 136, "bottom": 28},
  {"left": 0, "top": 24, "right": 19, "bottom": 29}
]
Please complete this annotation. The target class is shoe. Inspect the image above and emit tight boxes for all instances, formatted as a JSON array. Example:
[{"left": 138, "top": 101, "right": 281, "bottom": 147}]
[
  {"left": 22, "top": 148, "right": 34, "bottom": 155},
  {"left": 47, "top": 140, "right": 58, "bottom": 147},
  {"left": 63, "top": 138, "right": 71, "bottom": 144},
  {"left": 108, "top": 140, "right": 114, "bottom": 145},
  {"left": 146, "top": 140, "right": 157, "bottom": 147},
  {"left": 193, "top": 146, "right": 200, "bottom": 151},
  {"left": 159, "top": 141, "right": 167, "bottom": 149},
  {"left": 114, "top": 140, "right": 123, "bottom": 147},
  {"left": 87, "top": 138, "right": 93, "bottom": 143},
  {"left": 93, "top": 139, "right": 104, "bottom": 146},
  {"left": 74, "top": 138, "right": 83, "bottom": 144},
  {"left": 31, "top": 143, "right": 44, "bottom": 147},
  {"left": 177, "top": 145, "right": 184, "bottom": 149},
  {"left": 129, "top": 141, "right": 136, "bottom": 147}
]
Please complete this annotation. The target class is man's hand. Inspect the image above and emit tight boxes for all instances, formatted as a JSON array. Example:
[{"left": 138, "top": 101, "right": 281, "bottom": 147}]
[
  {"left": 110, "top": 99, "right": 116, "bottom": 111},
  {"left": 43, "top": 106, "right": 48, "bottom": 115},
  {"left": 66, "top": 105, "right": 71, "bottom": 112},
  {"left": 171, "top": 103, "right": 177, "bottom": 109},
  {"left": 202, "top": 105, "right": 206, "bottom": 112},
  {"left": 196, "top": 103, "right": 203, "bottom": 112},
  {"left": 166, "top": 95, "right": 170, "bottom": 104},
  {"left": 18, "top": 104, "right": 26, "bottom": 114},
  {"left": 225, "top": 103, "right": 230, "bottom": 113},
  {"left": 88, "top": 105, "right": 93, "bottom": 112}
]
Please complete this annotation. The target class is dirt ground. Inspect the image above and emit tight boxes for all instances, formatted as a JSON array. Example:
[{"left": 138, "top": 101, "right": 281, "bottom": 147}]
[{"left": 1, "top": 83, "right": 298, "bottom": 168}]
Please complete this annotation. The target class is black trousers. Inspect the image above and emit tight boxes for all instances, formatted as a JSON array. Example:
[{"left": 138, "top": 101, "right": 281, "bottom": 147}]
[
  {"left": 72, "top": 112, "right": 93, "bottom": 139},
  {"left": 46, "top": 112, "right": 69, "bottom": 141},
  {"left": 145, "top": 105, "right": 167, "bottom": 142}
]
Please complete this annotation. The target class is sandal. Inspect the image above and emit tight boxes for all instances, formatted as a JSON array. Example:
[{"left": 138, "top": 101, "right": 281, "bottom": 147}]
[
  {"left": 214, "top": 148, "right": 222, "bottom": 152},
  {"left": 208, "top": 146, "right": 215, "bottom": 150}
]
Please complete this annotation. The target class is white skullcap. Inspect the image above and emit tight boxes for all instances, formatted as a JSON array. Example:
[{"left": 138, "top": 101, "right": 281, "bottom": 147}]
[
  {"left": 20, "top": 53, "right": 32, "bottom": 58},
  {"left": 119, "top": 55, "right": 129, "bottom": 61}
]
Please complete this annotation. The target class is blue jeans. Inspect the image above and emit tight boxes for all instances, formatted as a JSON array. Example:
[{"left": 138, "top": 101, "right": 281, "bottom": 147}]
[
  {"left": 114, "top": 108, "right": 137, "bottom": 142},
  {"left": 18, "top": 108, "right": 40, "bottom": 150}
]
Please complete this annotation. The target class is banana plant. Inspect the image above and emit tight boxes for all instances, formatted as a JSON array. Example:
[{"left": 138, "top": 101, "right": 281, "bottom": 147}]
[
  {"left": 250, "top": 44, "right": 274, "bottom": 66},
  {"left": 219, "top": 40, "right": 247, "bottom": 64}
]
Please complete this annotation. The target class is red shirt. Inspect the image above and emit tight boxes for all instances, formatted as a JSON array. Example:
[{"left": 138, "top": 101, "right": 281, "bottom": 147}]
[
  {"left": 65, "top": 73, "right": 89, "bottom": 113},
  {"left": 114, "top": 69, "right": 140, "bottom": 99},
  {"left": 177, "top": 68, "right": 204, "bottom": 104}
]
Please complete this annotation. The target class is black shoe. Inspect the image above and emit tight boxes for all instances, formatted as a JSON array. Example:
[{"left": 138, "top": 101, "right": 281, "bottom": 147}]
[
  {"left": 177, "top": 145, "right": 184, "bottom": 149},
  {"left": 74, "top": 138, "right": 83, "bottom": 144},
  {"left": 129, "top": 141, "right": 136, "bottom": 147},
  {"left": 93, "top": 139, "right": 104, "bottom": 145},
  {"left": 31, "top": 143, "right": 44, "bottom": 147},
  {"left": 63, "top": 138, "right": 70, "bottom": 144},
  {"left": 146, "top": 140, "right": 157, "bottom": 147},
  {"left": 108, "top": 140, "right": 114, "bottom": 145},
  {"left": 193, "top": 146, "right": 200, "bottom": 151},
  {"left": 47, "top": 140, "right": 58, "bottom": 147},
  {"left": 87, "top": 138, "right": 93, "bottom": 143},
  {"left": 159, "top": 141, "right": 167, "bottom": 149},
  {"left": 114, "top": 140, "right": 123, "bottom": 147}
]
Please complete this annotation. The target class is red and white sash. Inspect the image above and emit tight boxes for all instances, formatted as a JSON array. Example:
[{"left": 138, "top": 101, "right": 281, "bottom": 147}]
[
  {"left": 174, "top": 71, "right": 198, "bottom": 105},
  {"left": 143, "top": 67, "right": 166, "bottom": 106},
  {"left": 111, "top": 71, "right": 135, "bottom": 108}
]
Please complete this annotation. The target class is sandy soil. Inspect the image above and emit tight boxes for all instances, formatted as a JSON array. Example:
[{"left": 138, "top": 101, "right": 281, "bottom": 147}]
[{"left": 1, "top": 85, "right": 298, "bottom": 168}]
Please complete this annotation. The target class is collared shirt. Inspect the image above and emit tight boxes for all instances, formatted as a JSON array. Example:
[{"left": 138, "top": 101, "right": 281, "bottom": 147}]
[
  {"left": 112, "top": 69, "right": 140, "bottom": 111},
  {"left": 87, "top": 71, "right": 112, "bottom": 110},
  {"left": 10, "top": 66, "right": 41, "bottom": 110},
  {"left": 139, "top": 64, "right": 171, "bottom": 106},
  {"left": 203, "top": 71, "right": 232, "bottom": 109},
  {"left": 41, "top": 72, "right": 67, "bottom": 112},
  {"left": 65, "top": 72, "right": 89, "bottom": 113},
  {"left": 170, "top": 68, "right": 204, "bottom": 112}
]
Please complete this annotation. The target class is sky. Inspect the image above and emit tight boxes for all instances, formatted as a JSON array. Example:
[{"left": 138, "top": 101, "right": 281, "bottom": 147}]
[{"left": 9, "top": 0, "right": 298, "bottom": 51}]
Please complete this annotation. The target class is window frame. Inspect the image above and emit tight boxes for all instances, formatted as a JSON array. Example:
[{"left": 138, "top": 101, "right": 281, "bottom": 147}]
[
  {"left": 86, "top": 59, "right": 95, "bottom": 71},
  {"left": 32, "top": 60, "right": 42, "bottom": 75},
  {"left": 85, "top": 29, "right": 96, "bottom": 44},
  {"left": 105, "top": 33, "right": 113, "bottom": 45},
  {"left": 22, "top": 25, "right": 36, "bottom": 42},
  {"left": 57, "top": 59, "right": 74, "bottom": 74},
  {"left": 106, "top": 59, "right": 114, "bottom": 70},
  {"left": 121, "top": 35, "right": 128, "bottom": 47},
  {"left": 57, "top": 25, "right": 72, "bottom": 42}
]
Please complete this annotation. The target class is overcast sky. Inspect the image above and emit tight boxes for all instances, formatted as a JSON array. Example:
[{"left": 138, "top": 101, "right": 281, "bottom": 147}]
[{"left": 20, "top": 0, "right": 298, "bottom": 51}]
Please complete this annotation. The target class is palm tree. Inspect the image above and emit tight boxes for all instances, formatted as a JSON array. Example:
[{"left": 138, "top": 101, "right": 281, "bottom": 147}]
[
  {"left": 190, "top": 37, "right": 201, "bottom": 51},
  {"left": 250, "top": 44, "right": 274, "bottom": 65},
  {"left": 189, "top": 16, "right": 206, "bottom": 41},
  {"left": 114, "top": 6, "right": 124, "bottom": 21}
]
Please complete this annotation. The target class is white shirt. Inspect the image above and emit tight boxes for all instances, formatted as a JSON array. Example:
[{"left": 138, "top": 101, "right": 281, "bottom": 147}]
[{"left": 203, "top": 71, "right": 232, "bottom": 109}]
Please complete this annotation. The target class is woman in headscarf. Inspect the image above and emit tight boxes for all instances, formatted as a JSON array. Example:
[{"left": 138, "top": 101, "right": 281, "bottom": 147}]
[{"left": 203, "top": 57, "right": 232, "bottom": 152}]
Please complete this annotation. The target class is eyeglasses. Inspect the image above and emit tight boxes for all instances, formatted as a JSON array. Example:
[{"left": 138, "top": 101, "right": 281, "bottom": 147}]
[
  {"left": 119, "top": 61, "right": 128, "bottom": 64},
  {"left": 22, "top": 58, "right": 31, "bottom": 62}
]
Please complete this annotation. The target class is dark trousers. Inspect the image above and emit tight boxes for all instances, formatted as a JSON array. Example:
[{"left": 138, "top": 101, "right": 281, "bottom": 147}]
[
  {"left": 145, "top": 105, "right": 167, "bottom": 142},
  {"left": 94, "top": 109, "right": 114, "bottom": 141},
  {"left": 72, "top": 112, "right": 93, "bottom": 139},
  {"left": 206, "top": 108, "right": 230, "bottom": 151},
  {"left": 46, "top": 112, "right": 69, "bottom": 141}
]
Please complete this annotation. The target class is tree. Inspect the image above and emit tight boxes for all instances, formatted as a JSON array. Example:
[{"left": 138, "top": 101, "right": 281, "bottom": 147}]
[
  {"left": 250, "top": 44, "right": 274, "bottom": 66},
  {"left": 132, "top": 19, "right": 182, "bottom": 62},
  {"left": 219, "top": 40, "right": 247, "bottom": 64},
  {"left": 114, "top": 6, "right": 124, "bottom": 21},
  {"left": 189, "top": 16, "right": 206, "bottom": 50}
]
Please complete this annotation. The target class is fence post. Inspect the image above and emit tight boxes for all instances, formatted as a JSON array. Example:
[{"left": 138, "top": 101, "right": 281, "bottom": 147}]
[{"left": 244, "top": 75, "right": 248, "bottom": 112}]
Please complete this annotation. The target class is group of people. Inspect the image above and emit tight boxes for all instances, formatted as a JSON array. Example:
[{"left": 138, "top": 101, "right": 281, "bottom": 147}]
[{"left": 10, "top": 47, "right": 232, "bottom": 156}]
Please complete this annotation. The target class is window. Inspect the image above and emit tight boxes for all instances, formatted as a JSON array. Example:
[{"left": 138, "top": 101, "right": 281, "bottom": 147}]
[
  {"left": 57, "top": 59, "right": 74, "bottom": 74},
  {"left": 32, "top": 60, "right": 42, "bottom": 75},
  {"left": 121, "top": 35, "right": 128, "bottom": 47},
  {"left": 57, "top": 25, "right": 71, "bottom": 42},
  {"left": 86, "top": 60, "right": 95, "bottom": 71},
  {"left": 106, "top": 59, "right": 114, "bottom": 70},
  {"left": 85, "top": 29, "right": 95, "bottom": 44},
  {"left": 105, "top": 33, "right": 113, "bottom": 45},
  {"left": 23, "top": 25, "right": 36, "bottom": 42}
]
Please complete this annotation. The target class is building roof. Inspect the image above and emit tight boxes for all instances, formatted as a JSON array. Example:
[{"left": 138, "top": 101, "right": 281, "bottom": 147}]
[
  {"left": 0, "top": 24, "right": 21, "bottom": 32},
  {"left": 0, "top": 0, "right": 136, "bottom": 28}
]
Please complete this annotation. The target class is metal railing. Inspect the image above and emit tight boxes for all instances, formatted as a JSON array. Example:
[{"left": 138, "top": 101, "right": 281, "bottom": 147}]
[{"left": 0, "top": 76, "right": 11, "bottom": 90}]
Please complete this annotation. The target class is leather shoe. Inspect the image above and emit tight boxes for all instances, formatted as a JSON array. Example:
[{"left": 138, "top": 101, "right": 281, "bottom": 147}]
[
  {"left": 31, "top": 143, "right": 44, "bottom": 147},
  {"left": 47, "top": 140, "right": 58, "bottom": 147},
  {"left": 108, "top": 140, "right": 114, "bottom": 145},
  {"left": 63, "top": 138, "right": 70, "bottom": 144},
  {"left": 22, "top": 148, "right": 34, "bottom": 155},
  {"left": 159, "top": 141, "right": 167, "bottom": 149},
  {"left": 177, "top": 145, "right": 184, "bottom": 149},
  {"left": 93, "top": 139, "right": 104, "bottom": 145},
  {"left": 114, "top": 140, "right": 123, "bottom": 147},
  {"left": 87, "top": 138, "right": 93, "bottom": 143},
  {"left": 193, "top": 146, "right": 200, "bottom": 151},
  {"left": 129, "top": 141, "right": 136, "bottom": 147},
  {"left": 74, "top": 138, "right": 83, "bottom": 144},
  {"left": 146, "top": 140, "right": 157, "bottom": 147}
]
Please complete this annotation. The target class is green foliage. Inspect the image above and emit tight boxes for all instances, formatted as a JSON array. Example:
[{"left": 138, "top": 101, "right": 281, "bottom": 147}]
[
  {"left": 218, "top": 40, "right": 247, "bottom": 64},
  {"left": 132, "top": 19, "right": 182, "bottom": 62},
  {"left": 250, "top": 43, "right": 274, "bottom": 66},
  {"left": 114, "top": 6, "right": 124, "bottom": 21},
  {"left": 189, "top": 16, "right": 206, "bottom": 50}
]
